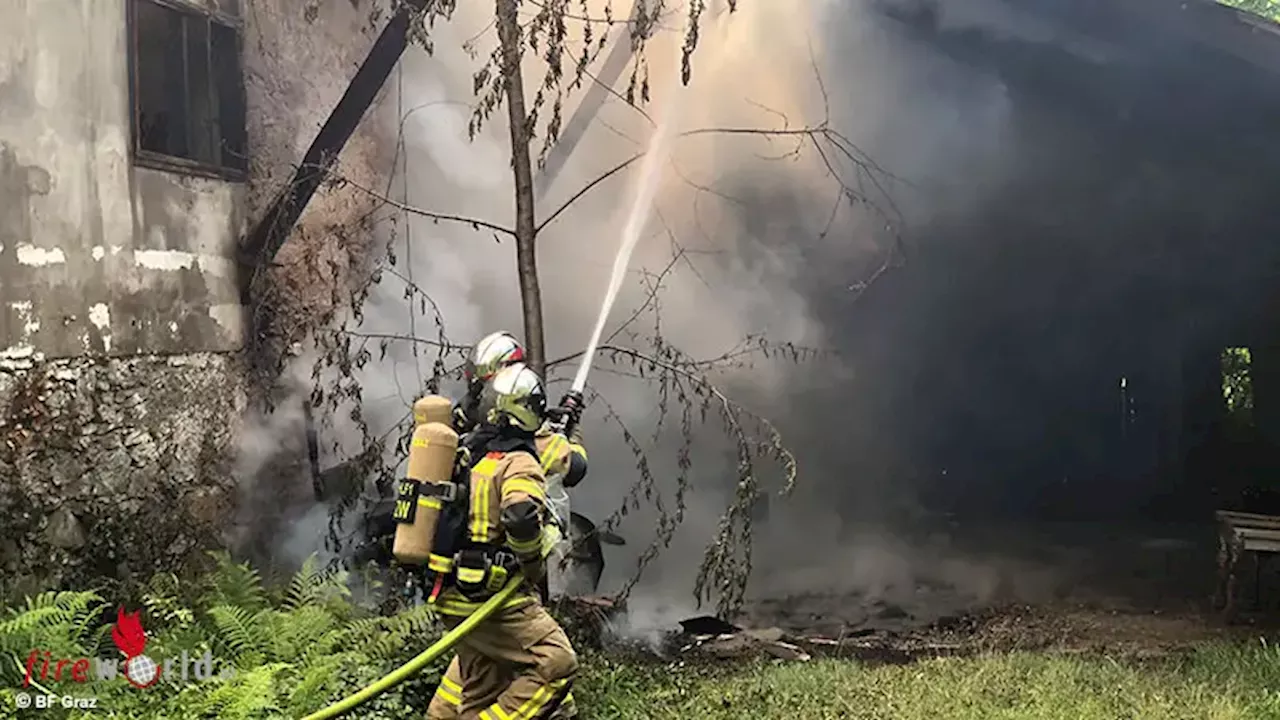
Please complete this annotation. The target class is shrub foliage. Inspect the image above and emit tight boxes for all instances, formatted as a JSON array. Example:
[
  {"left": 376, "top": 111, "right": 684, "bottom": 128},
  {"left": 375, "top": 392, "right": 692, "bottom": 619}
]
[{"left": 0, "top": 553, "right": 445, "bottom": 719}]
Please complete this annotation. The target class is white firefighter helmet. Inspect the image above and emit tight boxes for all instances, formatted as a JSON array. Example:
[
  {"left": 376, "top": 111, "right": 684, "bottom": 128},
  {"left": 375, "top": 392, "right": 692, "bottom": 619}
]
[
  {"left": 465, "top": 331, "right": 526, "bottom": 385},
  {"left": 478, "top": 363, "right": 546, "bottom": 432}
]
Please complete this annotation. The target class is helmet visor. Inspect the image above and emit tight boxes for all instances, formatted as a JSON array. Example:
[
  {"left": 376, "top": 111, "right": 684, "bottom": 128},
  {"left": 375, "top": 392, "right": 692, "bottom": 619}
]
[{"left": 480, "top": 363, "right": 546, "bottom": 432}]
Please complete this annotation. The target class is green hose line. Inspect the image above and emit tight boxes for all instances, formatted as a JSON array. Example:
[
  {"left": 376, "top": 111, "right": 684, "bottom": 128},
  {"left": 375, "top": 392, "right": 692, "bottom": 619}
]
[{"left": 300, "top": 574, "right": 525, "bottom": 720}]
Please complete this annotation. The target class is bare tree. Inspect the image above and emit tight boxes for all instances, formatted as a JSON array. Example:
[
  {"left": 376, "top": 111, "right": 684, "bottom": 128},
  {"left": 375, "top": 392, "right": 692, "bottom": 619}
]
[{"left": 297, "top": 0, "right": 903, "bottom": 617}]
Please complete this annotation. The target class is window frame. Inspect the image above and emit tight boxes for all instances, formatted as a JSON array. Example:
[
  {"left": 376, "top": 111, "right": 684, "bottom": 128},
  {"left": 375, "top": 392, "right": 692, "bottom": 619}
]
[{"left": 126, "top": 0, "right": 248, "bottom": 181}]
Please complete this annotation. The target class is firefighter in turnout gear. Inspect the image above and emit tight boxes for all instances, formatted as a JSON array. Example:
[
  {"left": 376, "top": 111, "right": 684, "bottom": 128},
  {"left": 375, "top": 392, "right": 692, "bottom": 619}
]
[
  {"left": 426, "top": 363, "right": 579, "bottom": 720},
  {"left": 430, "top": 332, "right": 589, "bottom": 719},
  {"left": 429, "top": 385, "right": 588, "bottom": 719},
  {"left": 450, "top": 331, "right": 588, "bottom": 540},
  {"left": 533, "top": 390, "right": 587, "bottom": 592},
  {"left": 447, "top": 331, "right": 589, "bottom": 583}
]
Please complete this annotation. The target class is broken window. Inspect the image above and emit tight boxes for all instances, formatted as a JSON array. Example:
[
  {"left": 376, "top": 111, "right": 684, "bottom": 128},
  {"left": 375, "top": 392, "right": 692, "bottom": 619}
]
[{"left": 129, "top": 0, "right": 247, "bottom": 175}]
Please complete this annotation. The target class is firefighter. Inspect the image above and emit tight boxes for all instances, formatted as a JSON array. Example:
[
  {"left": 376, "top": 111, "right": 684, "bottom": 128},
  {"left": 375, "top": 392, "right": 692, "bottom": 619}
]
[
  {"left": 427, "top": 363, "right": 578, "bottom": 720},
  {"left": 429, "top": 345, "right": 588, "bottom": 719},
  {"left": 533, "top": 392, "right": 587, "bottom": 592},
  {"left": 453, "top": 333, "right": 588, "bottom": 474},
  {"left": 452, "top": 331, "right": 589, "bottom": 544},
  {"left": 429, "top": 401, "right": 587, "bottom": 719},
  {"left": 450, "top": 330, "right": 589, "bottom": 592}
]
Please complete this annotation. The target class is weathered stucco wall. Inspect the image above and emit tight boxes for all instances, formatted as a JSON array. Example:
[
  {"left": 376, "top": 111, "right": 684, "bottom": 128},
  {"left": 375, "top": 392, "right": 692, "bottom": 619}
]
[
  {"left": 0, "top": 1, "right": 246, "bottom": 358},
  {"left": 0, "top": 0, "right": 394, "bottom": 596},
  {"left": 0, "top": 0, "right": 250, "bottom": 597}
]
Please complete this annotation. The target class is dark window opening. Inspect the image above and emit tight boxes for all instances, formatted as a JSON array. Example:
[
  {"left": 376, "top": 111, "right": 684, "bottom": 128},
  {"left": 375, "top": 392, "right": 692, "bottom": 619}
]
[
  {"left": 1221, "top": 346, "right": 1254, "bottom": 429},
  {"left": 130, "top": 0, "right": 247, "bottom": 176}
]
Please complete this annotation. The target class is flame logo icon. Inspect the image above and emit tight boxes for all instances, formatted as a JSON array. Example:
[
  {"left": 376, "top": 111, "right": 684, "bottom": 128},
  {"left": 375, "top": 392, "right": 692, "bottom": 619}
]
[{"left": 112, "top": 608, "right": 161, "bottom": 689}]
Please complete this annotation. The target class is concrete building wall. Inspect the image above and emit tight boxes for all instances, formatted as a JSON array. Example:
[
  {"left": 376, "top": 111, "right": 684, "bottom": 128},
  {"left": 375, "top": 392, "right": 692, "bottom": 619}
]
[
  {"left": 0, "top": 0, "right": 245, "bottom": 359},
  {"left": 0, "top": 0, "right": 390, "bottom": 598},
  {"left": 0, "top": 0, "right": 249, "bottom": 599}
]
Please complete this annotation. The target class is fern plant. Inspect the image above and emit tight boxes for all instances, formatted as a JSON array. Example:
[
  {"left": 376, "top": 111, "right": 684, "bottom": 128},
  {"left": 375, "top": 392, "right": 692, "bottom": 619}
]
[
  {"left": 0, "top": 590, "right": 107, "bottom": 685},
  {"left": 201, "top": 552, "right": 269, "bottom": 613},
  {"left": 282, "top": 553, "right": 352, "bottom": 612},
  {"left": 0, "top": 553, "right": 448, "bottom": 719},
  {"left": 142, "top": 572, "right": 195, "bottom": 629}
]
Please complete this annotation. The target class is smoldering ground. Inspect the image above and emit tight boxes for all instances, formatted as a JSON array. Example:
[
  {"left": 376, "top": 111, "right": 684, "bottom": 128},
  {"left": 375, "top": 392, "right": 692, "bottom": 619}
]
[{"left": 236, "top": 0, "right": 1280, "bottom": 636}]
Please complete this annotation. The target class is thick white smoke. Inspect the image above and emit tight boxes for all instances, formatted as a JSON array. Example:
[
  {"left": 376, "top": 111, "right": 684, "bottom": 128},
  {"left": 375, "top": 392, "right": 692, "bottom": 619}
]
[{"left": 279, "top": 0, "right": 1034, "bottom": 632}]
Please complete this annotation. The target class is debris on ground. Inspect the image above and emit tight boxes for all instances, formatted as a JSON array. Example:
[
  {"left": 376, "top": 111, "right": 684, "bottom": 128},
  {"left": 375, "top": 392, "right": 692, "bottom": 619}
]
[
  {"left": 654, "top": 599, "right": 1280, "bottom": 667},
  {"left": 678, "top": 615, "right": 740, "bottom": 636},
  {"left": 679, "top": 625, "right": 812, "bottom": 662}
]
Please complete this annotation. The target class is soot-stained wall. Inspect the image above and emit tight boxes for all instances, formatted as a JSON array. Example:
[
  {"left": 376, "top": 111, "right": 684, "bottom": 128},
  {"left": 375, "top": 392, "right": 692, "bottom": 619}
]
[
  {"left": 0, "top": 0, "right": 249, "bottom": 599},
  {"left": 0, "top": 0, "right": 390, "bottom": 598}
]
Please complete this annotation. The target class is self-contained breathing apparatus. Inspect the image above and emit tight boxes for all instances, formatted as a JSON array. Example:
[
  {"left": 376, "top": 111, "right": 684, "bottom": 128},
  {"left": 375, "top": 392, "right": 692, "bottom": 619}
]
[
  {"left": 442, "top": 436, "right": 542, "bottom": 604},
  {"left": 391, "top": 416, "right": 538, "bottom": 604},
  {"left": 392, "top": 363, "right": 550, "bottom": 607}
]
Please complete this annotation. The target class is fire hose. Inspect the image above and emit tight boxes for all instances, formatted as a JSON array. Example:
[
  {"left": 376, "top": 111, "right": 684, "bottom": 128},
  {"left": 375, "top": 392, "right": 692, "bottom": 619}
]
[
  {"left": 299, "top": 573, "right": 524, "bottom": 720},
  {"left": 308, "top": 236, "right": 617, "bottom": 718}
]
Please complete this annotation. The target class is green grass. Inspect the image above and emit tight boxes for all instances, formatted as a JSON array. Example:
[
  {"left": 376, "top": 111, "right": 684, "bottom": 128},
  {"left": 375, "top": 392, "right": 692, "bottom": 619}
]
[
  {"left": 576, "top": 644, "right": 1280, "bottom": 720},
  {"left": 3, "top": 554, "right": 1278, "bottom": 718}
]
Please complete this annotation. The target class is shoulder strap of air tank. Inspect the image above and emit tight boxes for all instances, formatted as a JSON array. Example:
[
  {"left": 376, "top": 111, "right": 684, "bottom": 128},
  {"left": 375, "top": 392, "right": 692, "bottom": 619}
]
[{"left": 482, "top": 437, "right": 538, "bottom": 457}]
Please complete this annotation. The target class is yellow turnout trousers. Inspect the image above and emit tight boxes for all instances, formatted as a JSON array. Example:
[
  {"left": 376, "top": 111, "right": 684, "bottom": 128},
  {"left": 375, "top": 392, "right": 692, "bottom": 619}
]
[{"left": 426, "top": 597, "right": 577, "bottom": 720}]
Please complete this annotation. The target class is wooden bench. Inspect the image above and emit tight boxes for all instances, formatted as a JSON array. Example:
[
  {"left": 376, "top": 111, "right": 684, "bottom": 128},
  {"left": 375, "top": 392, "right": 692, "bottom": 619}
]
[{"left": 1213, "top": 510, "right": 1280, "bottom": 620}]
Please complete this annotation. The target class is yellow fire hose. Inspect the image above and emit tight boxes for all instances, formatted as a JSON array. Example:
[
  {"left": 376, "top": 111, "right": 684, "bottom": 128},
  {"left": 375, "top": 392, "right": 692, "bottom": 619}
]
[{"left": 300, "top": 574, "right": 524, "bottom": 720}]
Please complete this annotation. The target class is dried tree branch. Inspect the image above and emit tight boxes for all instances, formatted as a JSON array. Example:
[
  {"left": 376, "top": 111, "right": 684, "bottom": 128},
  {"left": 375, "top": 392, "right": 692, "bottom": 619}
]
[
  {"left": 536, "top": 153, "right": 644, "bottom": 233},
  {"left": 286, "top": 4, "right": 902, "bottom": 618},
  {"left": 536, "top": 121, "right": 903, "bottom": 240},
  {"left": 332, "top": 172, "right": 516, "bottom": 237}
]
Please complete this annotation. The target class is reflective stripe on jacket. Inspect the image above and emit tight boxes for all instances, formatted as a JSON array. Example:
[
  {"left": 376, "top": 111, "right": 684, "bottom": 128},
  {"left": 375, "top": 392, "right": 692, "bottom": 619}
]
[
  {"left": 433, "top": 448, "right": 547, "bottom": 615},
  {"left": 535, "top": 428, "right": 587, "bottom": 559}
]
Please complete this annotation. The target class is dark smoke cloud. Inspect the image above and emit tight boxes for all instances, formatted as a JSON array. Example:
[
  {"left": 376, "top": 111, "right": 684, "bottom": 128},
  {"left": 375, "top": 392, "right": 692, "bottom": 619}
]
[{"left": 243, "top": 0, "right": 1280, "bottom": 630}]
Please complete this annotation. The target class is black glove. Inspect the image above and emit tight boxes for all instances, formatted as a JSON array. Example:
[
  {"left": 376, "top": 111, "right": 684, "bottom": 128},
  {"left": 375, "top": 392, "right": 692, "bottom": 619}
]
[
  {"left": 451, "top": 404, "right": 471, "bottom": 433},
  {"left": 558, "top": 390, "right": 584, "bottom": 427}
]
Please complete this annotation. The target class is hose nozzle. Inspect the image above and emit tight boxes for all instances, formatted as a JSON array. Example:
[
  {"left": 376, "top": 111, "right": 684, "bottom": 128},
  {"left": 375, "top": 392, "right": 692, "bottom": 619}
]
[{"left": 547, "top": 390, "right": 585, "bottom": 435}]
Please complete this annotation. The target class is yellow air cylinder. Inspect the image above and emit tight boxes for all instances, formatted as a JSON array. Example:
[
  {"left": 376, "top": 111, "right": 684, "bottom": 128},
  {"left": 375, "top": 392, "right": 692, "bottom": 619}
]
[
  {"left": 413, "top": 395, "right": 453, "bottom": 427},
  {"left": 392, "top": 421, "right": 460, "bottom": 565}
]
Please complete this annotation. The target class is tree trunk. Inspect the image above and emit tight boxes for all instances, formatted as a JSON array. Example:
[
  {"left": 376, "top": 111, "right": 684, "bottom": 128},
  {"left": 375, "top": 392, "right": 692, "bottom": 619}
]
[{"left": 495, "top": 0, "right": 547, "bottom": 379}]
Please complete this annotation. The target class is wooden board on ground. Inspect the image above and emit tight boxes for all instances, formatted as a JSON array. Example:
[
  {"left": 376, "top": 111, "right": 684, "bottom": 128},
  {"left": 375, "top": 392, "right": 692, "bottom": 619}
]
[{"left": 1213, "top": 509, "right": 1280, "bottom": 620}]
